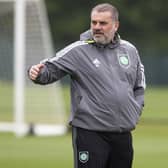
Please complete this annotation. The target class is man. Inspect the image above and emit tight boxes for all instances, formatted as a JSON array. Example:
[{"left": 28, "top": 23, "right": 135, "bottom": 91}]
[{"left": 28, "top": 3, "right": 146, "bottom": 168}]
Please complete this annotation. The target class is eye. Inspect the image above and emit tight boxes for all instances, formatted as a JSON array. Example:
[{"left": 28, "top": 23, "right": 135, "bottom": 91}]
[
  {"left": 91, "top": 20, "right": 97, "bottom": 25},
  {"left": 99, "top": 21, "right": 108, "bottom": 25}
]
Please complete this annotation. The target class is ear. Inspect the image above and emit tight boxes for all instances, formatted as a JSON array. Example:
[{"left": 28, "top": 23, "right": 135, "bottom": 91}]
[{"left": 114, "top": 21, "right": 119, "bottom": 32}]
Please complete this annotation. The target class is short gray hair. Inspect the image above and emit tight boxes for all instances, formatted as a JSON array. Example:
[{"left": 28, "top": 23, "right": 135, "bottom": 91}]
[{"left": 91, "top": 3, "right": 119, "bottom": 21}]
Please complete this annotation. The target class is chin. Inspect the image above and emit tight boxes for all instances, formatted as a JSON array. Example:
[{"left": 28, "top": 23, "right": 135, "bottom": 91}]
[
  {"left": 94, "top": 39, "right": 110, "bottom": 45},
  {"left": 94, "top": 37, "right": 105, "bottom": 43}
]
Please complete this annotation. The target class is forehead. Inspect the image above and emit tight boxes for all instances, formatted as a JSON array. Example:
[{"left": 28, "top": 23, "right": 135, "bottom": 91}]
[{"left": 91, "top": 11, "right": 112, "bottom": 21}]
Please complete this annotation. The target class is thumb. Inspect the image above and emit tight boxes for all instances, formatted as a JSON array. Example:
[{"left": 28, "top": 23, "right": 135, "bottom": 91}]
[{"left": 36, "top": 63, "right": 45, "bottom": 70}]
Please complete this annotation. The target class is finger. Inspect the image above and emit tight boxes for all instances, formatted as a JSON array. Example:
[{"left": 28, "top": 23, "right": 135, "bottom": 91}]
[
  {"left": 29, "top": 67, "right": 38, "bottom": 77},
  {"left": 30, "top": 73, "right": 37, "bottom": 80},
  {"left": 32, "top": 65, "right": 41, "bottom": 73},
  {"left": 36, "top": 64, "right": 45, "bottom": 70},
  {"left": 29, "top": 70, "right": 38, "bottom": 80},
  {"left": 29, "top": 64, "right": 45, "bottom": 80},
  {"left": 31, "top": 64, "right": 44, "bottom": 73},
  {"left": 29, "top": 66, "right": 40, "bottom": 80},
  {"left": 29, "top": 68, "right": 38, "bottom": 77}
]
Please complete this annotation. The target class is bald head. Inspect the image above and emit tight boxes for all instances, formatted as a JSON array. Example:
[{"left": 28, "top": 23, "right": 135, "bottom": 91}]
[{"left": 91, "top": 3, "right": 119, "bottom": 21}]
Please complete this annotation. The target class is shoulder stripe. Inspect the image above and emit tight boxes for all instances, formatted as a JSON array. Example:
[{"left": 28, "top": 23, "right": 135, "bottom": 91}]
[
  {"left": 120, "top": 39, "right": 136, "bottom": 49},
  {"left": 140, "top": 63, "right": 146, "bottom": 89},
  {"left": 51, "top": 41, "right": 88, "bottom": 61}
]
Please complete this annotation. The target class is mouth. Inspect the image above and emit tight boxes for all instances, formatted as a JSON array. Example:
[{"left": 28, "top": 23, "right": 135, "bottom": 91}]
[
  {"left": 93, "top": 32, "right": 104, "bottom": 37},
  {"left": 93, "top": 30, "right": 104, "bottom": 35}
]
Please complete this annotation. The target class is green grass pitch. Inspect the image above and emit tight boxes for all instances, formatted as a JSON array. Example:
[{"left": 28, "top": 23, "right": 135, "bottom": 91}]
[
  {"left": 0, "top": 82, "right": 168, "bottom": 168},
  {"left": 0, "top": 124, "right": 168, "bottom": 168}
]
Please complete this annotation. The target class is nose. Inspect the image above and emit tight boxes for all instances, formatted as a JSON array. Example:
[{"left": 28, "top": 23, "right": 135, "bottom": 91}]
[
  {"left": 93, "top": 23, "right": 101, "bottom": 30},
  {"left": 94, "top": 23, "right": 101, "bottom": 29}
]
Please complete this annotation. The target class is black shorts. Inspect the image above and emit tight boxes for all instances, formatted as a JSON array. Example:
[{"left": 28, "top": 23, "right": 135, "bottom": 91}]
[{"left": 72, "top": 127, "right": 133, "bottom": 168}]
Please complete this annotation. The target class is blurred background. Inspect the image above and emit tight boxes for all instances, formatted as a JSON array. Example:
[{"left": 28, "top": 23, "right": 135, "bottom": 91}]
[
  {"left": 0, "top": 0, "right": 168, "bottom": 168},
  {"left": 46, "top": 0, "right": 168, "bottom": 85}
]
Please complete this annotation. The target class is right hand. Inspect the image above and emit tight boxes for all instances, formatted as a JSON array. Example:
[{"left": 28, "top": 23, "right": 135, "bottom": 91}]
[{"left": 29, "top": 63, "right": 45, "bottom": 80}]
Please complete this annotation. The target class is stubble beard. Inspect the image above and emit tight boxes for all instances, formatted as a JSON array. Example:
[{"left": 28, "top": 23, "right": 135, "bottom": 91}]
[{"left": 91, "top": 30, "right": 113, "bottom": 45}]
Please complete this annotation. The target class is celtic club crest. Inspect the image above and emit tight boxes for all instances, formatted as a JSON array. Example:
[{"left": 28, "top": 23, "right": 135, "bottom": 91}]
[
  {"left": 79, "top": 151, "right": 89, "bottom": 163},
  {"left": 118, "top": 54, "right": 130, "bottom": 68}
]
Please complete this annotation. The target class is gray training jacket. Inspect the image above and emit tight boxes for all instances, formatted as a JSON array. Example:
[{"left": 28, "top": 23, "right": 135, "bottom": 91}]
[{"left": 32, "top": 30, "right": 146, "bottom": 132}]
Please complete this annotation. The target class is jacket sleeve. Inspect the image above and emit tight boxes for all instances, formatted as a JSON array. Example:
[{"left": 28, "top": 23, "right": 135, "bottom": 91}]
[
  {"left": 32, "top": 61, "right": 67, "bottom": 85},
  {"left": 133, "top": 51, "right": 146, "bottom": 111},
  {"left": 31, "top": 45, "right": 78, "bottom": 85}
]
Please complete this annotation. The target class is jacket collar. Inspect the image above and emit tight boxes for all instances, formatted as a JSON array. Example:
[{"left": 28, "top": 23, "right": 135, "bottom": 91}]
[{"left": 80, "top": 30, "right": 120, "bottom": 49}]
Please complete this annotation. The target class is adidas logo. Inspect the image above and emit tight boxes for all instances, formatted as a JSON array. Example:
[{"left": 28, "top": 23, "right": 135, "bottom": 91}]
[{"left": 92, "top": 58, "right": 101, "bottom": 67}]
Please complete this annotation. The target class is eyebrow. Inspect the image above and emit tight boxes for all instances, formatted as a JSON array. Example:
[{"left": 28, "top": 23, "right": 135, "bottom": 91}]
[{"left": 91, "top": 20, "right": 108, "bottom": 24}]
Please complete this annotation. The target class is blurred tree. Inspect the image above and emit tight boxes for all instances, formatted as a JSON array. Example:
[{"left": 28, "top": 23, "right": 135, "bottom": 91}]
[{"left": 46, "top": 0, "right": 93, "bottom": 49}]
